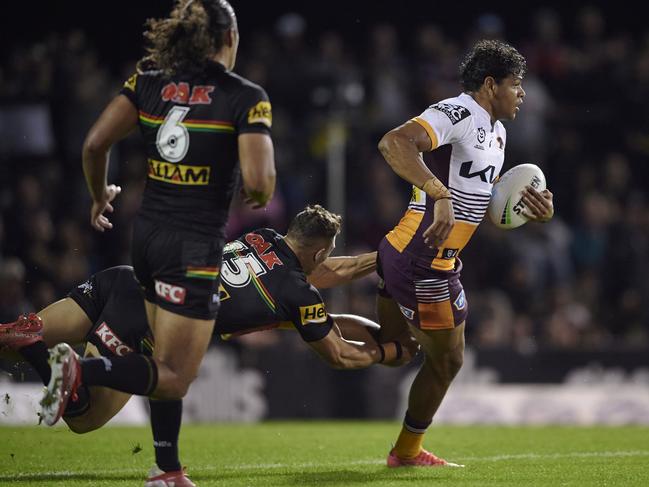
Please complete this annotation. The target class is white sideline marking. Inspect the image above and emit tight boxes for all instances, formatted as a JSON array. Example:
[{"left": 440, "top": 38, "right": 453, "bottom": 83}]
[{"left": 4, "top": 450, "right": 649, "bottom": 479}]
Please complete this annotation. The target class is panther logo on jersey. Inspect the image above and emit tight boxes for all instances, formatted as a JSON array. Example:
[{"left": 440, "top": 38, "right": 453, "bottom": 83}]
[
  {"left": 430, "top": 103, "right": 471, "bottom": 125},
  {"left": 77, "top": 280, "right": 93, "bottom": 297}
]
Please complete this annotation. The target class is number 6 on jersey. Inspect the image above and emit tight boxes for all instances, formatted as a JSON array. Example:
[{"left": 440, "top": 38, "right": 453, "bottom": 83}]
[{"left": 156, "top": 106, "right": 190, "bottom": 162}]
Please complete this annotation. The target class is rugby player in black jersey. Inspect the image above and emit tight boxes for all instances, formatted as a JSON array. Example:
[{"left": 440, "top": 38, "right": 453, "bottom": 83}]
[
  {"left": 0, "top": 206, "right": 417, "bottom": 435},
  {"left": 39, "top": 1, "right": 275, "bottom": 485}
]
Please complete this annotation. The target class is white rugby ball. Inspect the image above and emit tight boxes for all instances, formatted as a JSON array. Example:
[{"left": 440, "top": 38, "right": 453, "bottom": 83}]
[{"left": 487, "top": 163, "right": 546, "bottom": 229}]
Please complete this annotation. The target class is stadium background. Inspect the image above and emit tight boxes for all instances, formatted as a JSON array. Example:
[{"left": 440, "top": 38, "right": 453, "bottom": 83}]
[{"left": 1, "top": 1, "right": 648, "bottom": 424}]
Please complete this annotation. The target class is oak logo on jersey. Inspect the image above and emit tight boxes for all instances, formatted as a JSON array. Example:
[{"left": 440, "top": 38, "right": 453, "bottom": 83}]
[
  {"left": 477, "top": 127, "right": 486, "bottom": 143},
  {"left": 247, "top": 101, "right": 272, "bottom": 128},
  {"left": 299, "top": 303, "right": 327, "bottom": 325},
  {"left": 154, "top": 280, "right": 186, "bottom": 305},
  {"left": 148, "top": 159, "right": 210, "bottom": 185},
  {"left": 161, "top": 82, "right": 215, "bottom": 105},
  {"left": 95, "top": 322, "right": 134, "bottom": 356},
  {"left": 431, "top": 103, "right": 470, "bottom": 125},
  {"left": 245, "top": 233, "right": 283, "bottom": 270}
]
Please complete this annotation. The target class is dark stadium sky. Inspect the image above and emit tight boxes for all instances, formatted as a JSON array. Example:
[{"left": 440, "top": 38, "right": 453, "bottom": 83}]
[{"left": 4, "top": 0, "right": 642, "bottom": 69}]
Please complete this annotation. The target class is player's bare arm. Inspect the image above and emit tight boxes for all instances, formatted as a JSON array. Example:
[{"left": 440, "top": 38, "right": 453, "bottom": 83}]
[
  {"left": 520, "top": 186, "right": 554, "bottom": 222},
  {"left": 308, "top": 318, "right": 417, "bottom": 369},
  {"left": 307, "top": 251, "right": 377, "bottom": 289},
  {"left": 378, "top": 120, "right": 455, "bottom": 249},
  {"left": 82, "top": 94, "right": 138, "bottom": 231},
  {"left": 238, "top": 133, "right": 276, "bottom": 208}
]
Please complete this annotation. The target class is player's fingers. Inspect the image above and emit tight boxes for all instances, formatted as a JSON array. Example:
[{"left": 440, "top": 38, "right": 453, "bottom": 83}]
[
  {"left": 105, "top": 202, "right": 114, "bottom": 213},
  {"left": 107, "top": 185, "right": 122, "bottom": 200},
  {"left": 91, "top": 218, "right": 105, "bottom": 232},
  {"left": 99, "top": 215, "right": 113, "bottom": 230},
  {"left": 521, "top": 193, "right": 545, "bottom": 216}
]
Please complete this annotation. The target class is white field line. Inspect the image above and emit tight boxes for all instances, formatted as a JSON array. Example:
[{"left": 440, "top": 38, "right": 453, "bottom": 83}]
[{"left": 3, "top": 450, "right": 649, "bottom": 479}]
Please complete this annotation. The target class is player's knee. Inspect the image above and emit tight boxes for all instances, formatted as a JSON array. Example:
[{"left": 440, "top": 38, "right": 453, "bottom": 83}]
[
  {"left": 165, "top": 374, "right": 196, "bottom": 399},
  {"left": 446, "top": 347, "right": 464, "bottom": 378},
  {"left": 424, "top": 347, "right": 464, "bottom": 382}
]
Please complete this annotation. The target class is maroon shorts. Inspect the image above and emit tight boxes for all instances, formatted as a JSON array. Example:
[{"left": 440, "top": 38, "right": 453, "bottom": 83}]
[{"left": 377, "top": 238, "right": 468, "bottom": 330}]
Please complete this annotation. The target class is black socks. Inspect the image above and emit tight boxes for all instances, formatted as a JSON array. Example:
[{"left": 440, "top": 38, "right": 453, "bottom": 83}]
[
  {"left": 150, "top": 399, "right": 183, "bottom": 472},
  {"left": 80, "top": 354, "right": 158, "bottom": 396}
]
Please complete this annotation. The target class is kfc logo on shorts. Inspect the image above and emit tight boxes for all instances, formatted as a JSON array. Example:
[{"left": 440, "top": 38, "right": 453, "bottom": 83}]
[
  {"left": 95, "top": 322, "right": 133, "bottom": 356},
  {"left": 454, "top": 290, "right": 466, "bottom": 311},
  {"left": 155, "top": 280, "right": 187, "bottom": 305},
  {"left": 398, "top": 304, "right": 415, "bottom": 321}
]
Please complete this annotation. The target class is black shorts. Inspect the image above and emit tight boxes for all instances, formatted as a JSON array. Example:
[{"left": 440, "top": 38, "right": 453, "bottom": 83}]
[
  {"left": 131, "top": 216, "right": 224, "bottom": 320},
  {"left": 68, "top": 266, "right": 152, "bottom": 357}
]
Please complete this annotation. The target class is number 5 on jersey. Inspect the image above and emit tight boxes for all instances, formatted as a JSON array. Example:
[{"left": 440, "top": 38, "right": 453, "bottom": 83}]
[{"left": 156, "top": 106, "right": 190, "bottom": 163}]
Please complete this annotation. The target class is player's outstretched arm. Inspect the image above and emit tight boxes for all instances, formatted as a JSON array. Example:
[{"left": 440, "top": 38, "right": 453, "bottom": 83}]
[
  {"left": 307, "top": 252, "right": 377, "bottom": 289},
  {"left": 82, "top": 95, "right": 138, "bottom": 231},
  {"left": 308, "top": 316, "right": 417, "bottom": 369},
  {"left": 238, "top": 133, "right": 276, "bottom": 208}
]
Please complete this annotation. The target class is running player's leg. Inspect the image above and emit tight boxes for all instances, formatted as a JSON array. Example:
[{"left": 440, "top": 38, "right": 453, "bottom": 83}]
[
  {"left": 389, "top": 324, "right": 464, "bottom": 462},
  {"left": 40, "top": 298, "right": 93, "bottom": 347},
  {"left": 149, "top": 307, "right": 214, "bottom": 399},
  {"left": 64, "top": 344, "right": 132, "bottom": 434},
  {"left": 376, "top": 295, "right": 412, "bottom": 343},
  {"left": 146, "top": 306, "right": 215, "bottom": 473}
]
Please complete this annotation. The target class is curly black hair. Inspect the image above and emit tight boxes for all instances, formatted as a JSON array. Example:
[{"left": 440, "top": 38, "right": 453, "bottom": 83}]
[
  {"left": 137, "top": 0, "right": 236, "bottom": 76},
  {"left": 459, "top": 40, "right": 527, "bottom": 92}
]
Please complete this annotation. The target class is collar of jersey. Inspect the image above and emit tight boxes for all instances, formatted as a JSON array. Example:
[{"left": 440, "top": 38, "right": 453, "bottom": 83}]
[{"left": 459, "top": 92, "right": 493, "bottom": 127}]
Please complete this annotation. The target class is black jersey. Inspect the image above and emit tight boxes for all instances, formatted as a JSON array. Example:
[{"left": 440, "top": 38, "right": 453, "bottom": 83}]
[
  {"left": 69, "top": 266, "right": 152, "bottom": 358},
  {"left": 120, "top": 62, "right": 272, "bottom": 237},
  {"left": 215, "top": 228, "right": 334, "bottom": 342},
  {"left": 69, "top": 229, "right": 333, "bottom": 356}
]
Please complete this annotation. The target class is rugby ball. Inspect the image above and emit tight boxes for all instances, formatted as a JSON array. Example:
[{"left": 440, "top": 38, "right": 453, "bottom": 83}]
[{"left": 487, "top": 163, "right": 546, "bottom": 229}]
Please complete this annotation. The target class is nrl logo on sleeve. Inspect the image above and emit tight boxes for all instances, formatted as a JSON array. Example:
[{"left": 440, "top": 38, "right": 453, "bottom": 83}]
[
  {"left": 248, "top": 101, "right": 272, "bottom": 127},
  {"left": 299, "top": 303, "right": 327, "bottom": 325},
  {"left": 431, "top": 103, "right": 471, "bottom": 125}
]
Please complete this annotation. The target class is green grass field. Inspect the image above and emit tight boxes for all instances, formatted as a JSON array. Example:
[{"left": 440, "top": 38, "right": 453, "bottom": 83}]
[{"left": 1, "top": 423, "right": 648, "bottom": 486}]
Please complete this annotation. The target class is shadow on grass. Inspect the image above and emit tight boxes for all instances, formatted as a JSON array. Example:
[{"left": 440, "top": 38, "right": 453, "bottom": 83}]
[
  {"left": 1, "top": 466, "right": 460, "bottom": 485},
  {"left": 192, "top": 467, "right": 459, "bottom": 485},
  {"left": 0, "top": 473, "right": 145, "bottom": 483}
]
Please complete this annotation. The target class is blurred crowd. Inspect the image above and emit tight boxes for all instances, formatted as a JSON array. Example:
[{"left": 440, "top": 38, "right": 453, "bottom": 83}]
[{"left": 1, "top": 5, "right": 648, "bottom": 353}]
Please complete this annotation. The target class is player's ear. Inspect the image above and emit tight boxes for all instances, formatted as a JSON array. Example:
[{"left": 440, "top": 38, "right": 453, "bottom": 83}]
[
  {"left": 224, "top": 28, "right": 235, "bottom": 47},
  {"left": 314, "top": 247, "right": 326, "bottom": 263},
  {"left": 484, "top": 76, "right": 497, "bottom": 97}
]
